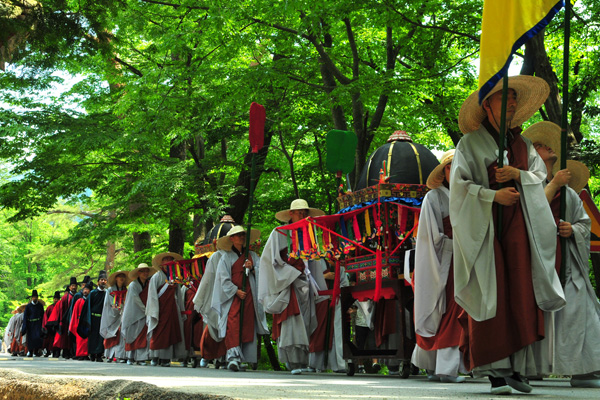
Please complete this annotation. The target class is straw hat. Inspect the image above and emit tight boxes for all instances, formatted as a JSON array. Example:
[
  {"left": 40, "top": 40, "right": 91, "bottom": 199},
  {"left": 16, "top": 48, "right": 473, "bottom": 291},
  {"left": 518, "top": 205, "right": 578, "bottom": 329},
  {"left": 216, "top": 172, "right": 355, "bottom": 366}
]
[
  {"left": 216, "top": 225, "right": 261, "bottom": 251},
  {"left": 553, "top": 160, "right": 589, "bottom": 194},
  {"left": 426, "top": 150, "right": 454, "bottom": 189},
  {"left": 108, "top": 270, "right": 131, "bottom": 287},
  {"left": 458, "top": 75, "right": 550, "bottom": 134},
  {"left": 12, "top": 304, "right": 27, "bottom": 314},
  {"left": 522, "top": 121, "right": 562, "bottom": 164},
  {"left": 129, "top": 263, "right": 156, "bottom": 280},
  {"left": 274, "top": 199, "right": 325, "bottom": 222},
  {"left": 151, "top": 252, "right": 183, "bottom": 269}
]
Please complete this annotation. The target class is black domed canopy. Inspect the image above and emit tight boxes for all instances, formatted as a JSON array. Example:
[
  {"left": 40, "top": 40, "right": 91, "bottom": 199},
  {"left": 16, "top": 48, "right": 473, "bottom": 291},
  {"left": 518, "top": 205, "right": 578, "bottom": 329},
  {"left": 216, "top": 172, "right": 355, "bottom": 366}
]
[
  {"left": 355, "top": 131, "right": 439, "bottom": 190},
  {"left": 201, "top": 215, "right": 236, "bottom": 245}
]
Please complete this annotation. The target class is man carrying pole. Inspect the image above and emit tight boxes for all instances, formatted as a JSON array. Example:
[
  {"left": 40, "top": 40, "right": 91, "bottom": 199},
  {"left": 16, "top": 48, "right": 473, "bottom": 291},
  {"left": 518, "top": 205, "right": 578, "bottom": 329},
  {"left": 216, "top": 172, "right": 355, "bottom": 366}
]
[
  {"left": 452, "top": 1, "right": 569, "bottom": 394},
  {"left": 450, "top": 75, "right": 564, "bottom": 394},
  {"left": 212, "top": 226, "right": 268, "bottom": 371},
  {"left": 524, "top": 121, "right": 600, "bottom": 388}
]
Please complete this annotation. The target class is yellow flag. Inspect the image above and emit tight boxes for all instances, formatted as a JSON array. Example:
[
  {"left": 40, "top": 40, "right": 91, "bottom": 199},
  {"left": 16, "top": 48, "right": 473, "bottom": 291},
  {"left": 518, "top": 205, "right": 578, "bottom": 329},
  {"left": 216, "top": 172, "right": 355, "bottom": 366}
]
[{"left": 478, "top": 0, "right": 563, "bottom": 104}]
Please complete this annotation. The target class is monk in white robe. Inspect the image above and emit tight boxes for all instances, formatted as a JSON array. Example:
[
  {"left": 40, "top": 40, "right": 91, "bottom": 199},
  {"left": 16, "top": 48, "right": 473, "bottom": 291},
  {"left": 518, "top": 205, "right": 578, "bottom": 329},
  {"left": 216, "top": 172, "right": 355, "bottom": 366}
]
[
  {"left": 193, "top": 250, "right": 227, "bottom": 367},
  {"left": 450, "top": 76, "right": 564, "bottom": 394},
  {"left": 212, "top": 226, "right": 269, "bottom": 371},
  {"left": 122, "top": 263, "right": 154, "bottom": 365},
  {"left": 412, "top": 150, "right": 466, "bottom": 383},
  {"left": 258, "top": 199, "right": 323, "bottom": 375},
  {"left": 524, "top": 122, "right": 600, "bottom": 388},
  {"left": 100, "top": 270, "right": 130, "bottom": 362},
  {"left": 146, "top": 252, "right": 187, "bottom": 367}
]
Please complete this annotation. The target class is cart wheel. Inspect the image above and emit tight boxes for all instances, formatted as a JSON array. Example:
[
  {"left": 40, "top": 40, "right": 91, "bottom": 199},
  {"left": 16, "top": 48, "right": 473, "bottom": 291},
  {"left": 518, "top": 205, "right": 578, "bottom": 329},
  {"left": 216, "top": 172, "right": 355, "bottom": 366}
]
[
  {"left": 400, "top": 362, "right": 411, "bottom": 379},
  {"left": 251, "top": 363, "right": 258, "bottom": 370},
  {"left": 347, "top": 362, "right": 356, "bottom": 376}
]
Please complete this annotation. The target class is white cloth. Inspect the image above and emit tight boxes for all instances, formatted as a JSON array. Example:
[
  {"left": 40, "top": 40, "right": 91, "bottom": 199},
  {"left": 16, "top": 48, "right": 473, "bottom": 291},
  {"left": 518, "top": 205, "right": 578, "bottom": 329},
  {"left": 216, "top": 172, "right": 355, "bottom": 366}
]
[
  {"left": 258, "top": 228, "right": 317, "bottom": 367},
  {"left": 552, "top": 188, "right": 600, "bottom": 375},
  {"left": 4, "top": 314, "right": 18, "bottom": 349},
  {"left": 211, "top": 250, "right": 269, "bottom": 340},
  {"left": 192, "top": 251, "right": 225, "bottom": 341},
  {"left": 100, "top": 285, "right": 127, "bottom": 359},
  {"left": 449, "top": 125, "right": 565, "bottom": 321},
  {"left": 146, "top": 269, "right": 186, "bottom": 360},
  {"left": 121, "top": 278, "right": 150, "bottom": 361},
  {"left": 411, "top": 185, "right": 464, "bottom": 377},
  {"left": 413, "top": 186, "right": 453, "bottom": 337}
]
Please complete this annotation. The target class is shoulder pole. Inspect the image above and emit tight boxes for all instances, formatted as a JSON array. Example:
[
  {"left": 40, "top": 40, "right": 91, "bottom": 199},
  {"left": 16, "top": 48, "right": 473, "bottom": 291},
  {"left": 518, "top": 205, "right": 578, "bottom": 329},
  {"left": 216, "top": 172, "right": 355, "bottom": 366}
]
[{"left": 559, "top": 1, "right": 571, "bottom": 286}]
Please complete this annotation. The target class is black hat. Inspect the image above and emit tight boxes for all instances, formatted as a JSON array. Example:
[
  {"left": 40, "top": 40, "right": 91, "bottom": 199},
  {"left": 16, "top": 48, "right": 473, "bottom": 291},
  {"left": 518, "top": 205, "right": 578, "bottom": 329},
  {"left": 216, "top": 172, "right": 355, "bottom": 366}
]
[
  {"left": 69, "top": 277, "right": 78, "bottom": 286},
  {"left": 79, "top": 275, "right": 91, "bottom": 285},
  {"left": 53, "top": 291, "right": 61, "bottom": 299},
  {"left": 27, "top": 289, "right": 40, "bottom": 299},
  {"left": 84, "top": 282, "right": 95, "bottom": 291},
  {"left": 97, "top": 270, "right": 108, "bottom": 281}
]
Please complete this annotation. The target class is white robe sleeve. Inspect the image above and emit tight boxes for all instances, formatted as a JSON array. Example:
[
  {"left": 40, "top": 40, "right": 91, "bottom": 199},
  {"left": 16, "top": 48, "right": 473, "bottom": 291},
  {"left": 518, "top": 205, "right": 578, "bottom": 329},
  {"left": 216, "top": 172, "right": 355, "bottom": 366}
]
[
  {"left": 258, "top": 229, "right": 302, "bottom": 314},
  {"left": 414, "top": 187, "right": 453, "bottom": 336}
]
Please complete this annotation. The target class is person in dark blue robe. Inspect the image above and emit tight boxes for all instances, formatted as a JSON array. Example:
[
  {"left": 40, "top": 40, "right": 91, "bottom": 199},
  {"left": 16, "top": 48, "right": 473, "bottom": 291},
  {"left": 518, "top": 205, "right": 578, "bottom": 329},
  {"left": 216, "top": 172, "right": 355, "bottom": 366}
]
[
  {"left": 22, "top": 290, "right": 45, "bottom": 356},
  {"left": 87, "top": 270, "right": 108, "bottom": 361}
]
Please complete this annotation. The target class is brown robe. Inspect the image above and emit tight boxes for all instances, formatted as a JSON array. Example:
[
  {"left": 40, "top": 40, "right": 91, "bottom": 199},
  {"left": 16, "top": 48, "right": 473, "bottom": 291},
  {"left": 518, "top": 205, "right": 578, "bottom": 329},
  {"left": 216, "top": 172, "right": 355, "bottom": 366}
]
[
  {"left": 224, "top": 255, "right": 256, "bottom": 350},
  {"left": 416, "top": 216, "right": 462, "bottom": 351},
  {"left": 459, "top": 132, "right": 544, "bottom": 370},
  {"left": 149, "top": 285, "right": 182, "bottom": 350}
]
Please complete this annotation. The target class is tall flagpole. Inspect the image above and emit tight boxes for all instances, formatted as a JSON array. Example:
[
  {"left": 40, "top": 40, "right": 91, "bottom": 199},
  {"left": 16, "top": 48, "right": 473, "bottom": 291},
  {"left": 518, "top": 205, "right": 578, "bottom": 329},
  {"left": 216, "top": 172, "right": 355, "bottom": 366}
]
[
  {"left": 496, "top": 74, "right": 509, "bottom": 238},
  {"left": 559, "top": 0, "right": 571, "bottom": 285}
]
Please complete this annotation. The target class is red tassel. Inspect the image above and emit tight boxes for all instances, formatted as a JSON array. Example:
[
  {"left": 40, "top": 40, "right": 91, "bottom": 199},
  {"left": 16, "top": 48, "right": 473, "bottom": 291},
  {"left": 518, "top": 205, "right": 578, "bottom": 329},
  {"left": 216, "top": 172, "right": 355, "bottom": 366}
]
[
  {"left": 374, "top": 248, "right": 382, "bottom": 301},
  {"left": 249, "top": 102, "right": 266, "bottom": 153}
]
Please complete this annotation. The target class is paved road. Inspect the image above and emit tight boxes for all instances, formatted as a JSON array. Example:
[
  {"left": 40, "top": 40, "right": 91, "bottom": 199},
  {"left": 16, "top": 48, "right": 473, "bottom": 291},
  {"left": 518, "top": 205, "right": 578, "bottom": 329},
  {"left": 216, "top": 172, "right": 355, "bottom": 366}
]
[{"left": 1, "top": 356, "right": 598, "bottom": 399}]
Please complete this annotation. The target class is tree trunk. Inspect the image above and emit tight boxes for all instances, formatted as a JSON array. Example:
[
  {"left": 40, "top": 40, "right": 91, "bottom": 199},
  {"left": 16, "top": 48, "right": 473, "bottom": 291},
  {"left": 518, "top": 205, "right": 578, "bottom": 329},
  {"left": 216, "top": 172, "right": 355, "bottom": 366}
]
[
  {"left": 522, "top": 30, "right": 577, "bottom": 150},
  {"left": 133, "top": 231, "right": 151, "bottom": 253},
  {"left": 169, "top": 138, "right": 187, "bottom": 256},
  {"left": 105, "top": 241, "right": 115, "bottom": 272},
  {"left": 590, "top": 253, "right": 600, "bottom": 299}
]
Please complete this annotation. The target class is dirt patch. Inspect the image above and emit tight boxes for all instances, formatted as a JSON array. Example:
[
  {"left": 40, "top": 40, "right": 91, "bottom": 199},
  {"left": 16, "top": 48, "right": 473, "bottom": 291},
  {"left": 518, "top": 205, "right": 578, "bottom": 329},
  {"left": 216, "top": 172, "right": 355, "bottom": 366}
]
[{"left": 0, "top": 369, "right": 232, "bottom": 400}]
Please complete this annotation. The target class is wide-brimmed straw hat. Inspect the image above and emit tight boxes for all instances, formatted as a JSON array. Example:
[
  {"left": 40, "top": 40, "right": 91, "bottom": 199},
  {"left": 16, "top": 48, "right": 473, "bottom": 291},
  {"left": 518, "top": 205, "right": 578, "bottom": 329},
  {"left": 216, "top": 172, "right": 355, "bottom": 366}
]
[
  {"left": 151, "top": 252, "right": 183, "bottom": 269},
  {"left": 108, "top": 270, "right": 131, "bottom": 287},
  {"left": 12, "top": 304, "right": 27, "bottom": 314},
  {"left": 274, "top": 199, "right": 325, "bottom": 222},
  {"left": 216, "top": 225, "right": 261, "bottom": 251},
  {"left": 129, "top": 263, "right": 156, "bottom": 280},
  {"left": 522, "top": 121, "right": 562, "bottom": 164},
  {"left": 426, "top": 150, "right": 454, "bottom": 189},
  {"left": 553, "top": 160, "right": 589, "bottom": 194},
  {"left": 458, "top": 75, "right": 550, "bottom": 134}
]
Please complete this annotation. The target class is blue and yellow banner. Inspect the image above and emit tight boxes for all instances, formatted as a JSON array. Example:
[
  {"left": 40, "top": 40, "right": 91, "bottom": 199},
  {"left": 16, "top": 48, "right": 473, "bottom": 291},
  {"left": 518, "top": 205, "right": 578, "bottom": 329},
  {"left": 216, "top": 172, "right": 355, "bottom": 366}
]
[{"left": 478, "top": 0, "right": 564, "bottom": 104}]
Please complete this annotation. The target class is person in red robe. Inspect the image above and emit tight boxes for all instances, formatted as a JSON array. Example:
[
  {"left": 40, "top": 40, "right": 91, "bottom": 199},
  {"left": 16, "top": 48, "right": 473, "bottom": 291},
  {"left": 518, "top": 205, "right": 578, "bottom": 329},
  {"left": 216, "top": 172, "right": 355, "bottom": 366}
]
[
  {"left": 69, "top": 283, "right": 93, "bottom": 359},
  {"left": 42, "top": 291, "right": 61, "bottom": 357},
  {"left": 47, "top": 277, "right": 78, "bottom": 359}
]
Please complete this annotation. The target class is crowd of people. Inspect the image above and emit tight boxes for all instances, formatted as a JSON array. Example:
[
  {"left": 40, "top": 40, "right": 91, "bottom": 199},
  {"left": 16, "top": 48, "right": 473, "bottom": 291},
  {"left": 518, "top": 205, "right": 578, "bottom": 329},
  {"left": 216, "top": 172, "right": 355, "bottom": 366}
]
[{"left": 3, "top": 75, "right": 600, "bottom": 395}]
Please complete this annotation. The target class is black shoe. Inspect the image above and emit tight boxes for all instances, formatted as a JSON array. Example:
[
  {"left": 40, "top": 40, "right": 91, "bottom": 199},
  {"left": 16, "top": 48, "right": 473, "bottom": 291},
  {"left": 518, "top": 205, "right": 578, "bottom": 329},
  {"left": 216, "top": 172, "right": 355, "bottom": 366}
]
[
  {"left": 506, "top": 373, "right": 533, "bottom": 393},
  {"left": 489, "top": 376, "right": 511, "bottom": 395}
]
